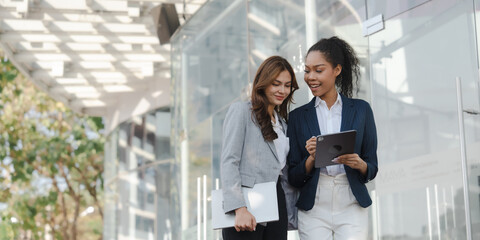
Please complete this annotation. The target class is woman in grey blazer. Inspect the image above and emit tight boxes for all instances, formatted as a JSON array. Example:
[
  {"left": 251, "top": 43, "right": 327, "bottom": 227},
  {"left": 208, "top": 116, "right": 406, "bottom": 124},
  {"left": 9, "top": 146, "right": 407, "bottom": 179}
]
[{"left": 221, "top": 56, "right": 299, "bottom": 240}]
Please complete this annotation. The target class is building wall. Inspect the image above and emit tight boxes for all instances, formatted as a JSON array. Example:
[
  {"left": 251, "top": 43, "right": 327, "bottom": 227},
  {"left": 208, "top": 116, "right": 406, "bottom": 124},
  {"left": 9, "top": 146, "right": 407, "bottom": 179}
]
[
  {"left": 104, "top": 0, "right": 480, "bottom": 239},
  {"left": 103, "top": 108, "right": 176, "bottom": 240}
]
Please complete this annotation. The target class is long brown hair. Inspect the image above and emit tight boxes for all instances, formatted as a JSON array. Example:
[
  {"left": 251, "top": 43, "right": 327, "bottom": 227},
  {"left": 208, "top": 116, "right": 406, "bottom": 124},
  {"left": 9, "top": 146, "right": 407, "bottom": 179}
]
[{"left": 251, "top": 56, "right": 298, "bottom": 141}]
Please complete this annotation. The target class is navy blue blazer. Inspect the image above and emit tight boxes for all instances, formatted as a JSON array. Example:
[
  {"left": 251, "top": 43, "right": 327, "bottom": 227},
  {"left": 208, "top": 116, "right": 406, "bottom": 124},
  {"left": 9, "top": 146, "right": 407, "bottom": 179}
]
[{"left": 287, "top": 94, "right": 378, "bottom": 210}]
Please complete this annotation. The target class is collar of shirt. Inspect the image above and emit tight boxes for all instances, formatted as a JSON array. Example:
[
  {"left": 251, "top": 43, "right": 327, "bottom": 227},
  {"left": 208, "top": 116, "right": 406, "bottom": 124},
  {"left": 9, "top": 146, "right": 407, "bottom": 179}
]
[
  {"left": 314, "top": 91, "right": 343, "bottom": 135},
  {"left": 271, "top": 110, "right": 288, "bottom": 171},
  {"left": 315, "top": 92, "right": 342, "bottom": 109},
  {"left": 272, "top": 110, "right": 279, "bottom": 126},
  {"left": 272, "top": 111, "right": 284, "bottom": 131}
]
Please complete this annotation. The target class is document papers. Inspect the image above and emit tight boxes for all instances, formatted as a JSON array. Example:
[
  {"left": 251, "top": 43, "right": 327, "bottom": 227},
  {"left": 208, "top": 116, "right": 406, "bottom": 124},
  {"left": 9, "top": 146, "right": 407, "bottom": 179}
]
[
  {"left": 315, "top": 130, "right": 356, "bottom": 168},
  {"left": 211, "top": 181, "right": 278, "bottom": 229}
]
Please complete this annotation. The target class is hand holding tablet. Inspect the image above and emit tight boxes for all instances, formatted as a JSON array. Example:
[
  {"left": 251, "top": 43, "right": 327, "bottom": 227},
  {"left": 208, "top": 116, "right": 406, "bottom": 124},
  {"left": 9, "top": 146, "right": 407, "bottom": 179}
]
[{"left": 314, "top": 130, "right": 356, "bottom": 168}]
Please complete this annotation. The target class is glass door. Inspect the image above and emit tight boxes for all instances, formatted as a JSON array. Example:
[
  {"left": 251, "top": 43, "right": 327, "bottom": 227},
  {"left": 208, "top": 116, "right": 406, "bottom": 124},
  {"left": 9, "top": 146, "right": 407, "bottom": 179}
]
[
  {"left": 367, "top": 0, "right": 480, "bottom": 239},
  {"left": 467, "top": 1, "right": 480, "bottom": 239}
]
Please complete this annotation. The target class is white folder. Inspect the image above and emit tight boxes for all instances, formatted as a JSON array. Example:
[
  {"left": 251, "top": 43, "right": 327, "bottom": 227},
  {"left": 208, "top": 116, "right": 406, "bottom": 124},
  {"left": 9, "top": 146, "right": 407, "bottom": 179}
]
[{"left": 211, "top": 181, "right": 278, "bottom": 230}]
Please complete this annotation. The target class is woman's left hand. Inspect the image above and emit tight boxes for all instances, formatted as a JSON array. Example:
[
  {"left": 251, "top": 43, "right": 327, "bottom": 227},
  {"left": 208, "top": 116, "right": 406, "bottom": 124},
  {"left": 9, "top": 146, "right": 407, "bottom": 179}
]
[{"left": 334, "top": 153, "right": 367, "bottom": 176}]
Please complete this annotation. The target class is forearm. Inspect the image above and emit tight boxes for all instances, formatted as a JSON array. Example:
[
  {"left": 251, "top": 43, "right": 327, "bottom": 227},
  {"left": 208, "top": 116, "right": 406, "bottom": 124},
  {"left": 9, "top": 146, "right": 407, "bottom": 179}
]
[
  {"left": 359, "top": 160, "right": 367, "bottom": 176},
  {"left": 305, "top": 155, "right": 315, "bottom": 174}
]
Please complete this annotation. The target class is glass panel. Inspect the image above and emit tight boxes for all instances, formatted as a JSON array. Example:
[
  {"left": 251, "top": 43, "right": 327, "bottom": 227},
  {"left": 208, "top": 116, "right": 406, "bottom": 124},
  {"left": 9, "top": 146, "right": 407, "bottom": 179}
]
[
  {"left": 156, "top": 160, "right": 178, "bottom": 240},
  {"left": 469, "top": 0, "right": 480, "bottom": 236},
  {"left": 247, "top": 0, "right": 311, "bottom": 109},
  {"left": 184, "top": 119, "right": 213, "bottom": 239},
  {"left": 464, "top": 111, "right": 480, "bottom": 238},
  {"left": 366, "top": 0, "right": 431, "bottom": 19},
  {"left": 171, "top": 0, "right": 249, "bottom": 238},
  {"left": 103, "top": 130, "right": 118, "bottom": 240},
  {"left": 246, "top": 0, "right": 369, "bottom": 107},
  {"left": 312, "top": 0, "right": 370, "bottom": 101},
  {"left": 246, "top": 0, "right": 370, "bottom": 107},
  {"left": 172, "top": 0, "right": 249, "bottom": 127},
  {"left": 369, "top": 0, "right": 478, "bottom": 238}
]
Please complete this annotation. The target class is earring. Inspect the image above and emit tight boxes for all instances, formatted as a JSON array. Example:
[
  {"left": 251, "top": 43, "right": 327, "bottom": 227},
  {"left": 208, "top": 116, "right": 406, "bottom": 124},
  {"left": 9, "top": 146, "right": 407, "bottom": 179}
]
[{"left": 337, "top": 75, "right": 343, "bottom": 82}]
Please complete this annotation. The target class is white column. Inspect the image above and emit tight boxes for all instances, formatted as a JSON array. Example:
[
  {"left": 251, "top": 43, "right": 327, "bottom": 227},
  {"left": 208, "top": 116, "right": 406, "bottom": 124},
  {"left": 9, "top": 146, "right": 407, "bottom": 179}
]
[
  {"left": 434, "top": 184, "right": 441, "bottom": 239},
  {"left": 443, "top": 188, "right": 448, "bottom": 230},
  {"left": 456, "top": 77, "right": 472, "bottom": 240},
  {"left": 451, "top": 186, "right": 457, "bottom": 228},
  {"left": 203, "top": 175, "right": 207, "bottom": 240},
  {"left": 305, "top": 0, "right": 317, "bottom": 100},
  {"left": 181, "top": 53, "right": 190, "bottom": 231},
  {"left": 181, "top": 139, "right": 189, "bottom": 230},
  {"left": 197, "top": 177, "right": 201, "bottom": 240},
  {"left": 305, "top": 0, "right": 317, "bottom": 50},
  {"left": 426, "top": 187, "right": 432, "bottom": 240},
  {"left": 371, "top": 190, "right": 379, "bottom": 240}
]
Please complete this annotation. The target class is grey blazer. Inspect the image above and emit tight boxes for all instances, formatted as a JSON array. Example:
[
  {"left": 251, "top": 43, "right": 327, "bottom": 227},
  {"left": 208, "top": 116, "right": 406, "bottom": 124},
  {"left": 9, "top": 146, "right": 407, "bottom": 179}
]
[{"left": 220, "top": 101, "right": 287, "bottom": 213}]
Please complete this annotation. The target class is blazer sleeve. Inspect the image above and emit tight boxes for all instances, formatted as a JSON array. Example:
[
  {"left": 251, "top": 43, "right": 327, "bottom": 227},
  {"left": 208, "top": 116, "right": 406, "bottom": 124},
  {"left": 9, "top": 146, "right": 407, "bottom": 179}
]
[
  {"left": 220, "top": 102, "right": 248, "bottom": 213},
  {"left": 287, "top": 111, "right": 313, "bottom": 188},
  {"left": 358, "top": 102, "right": 378, "bottom": 183}
]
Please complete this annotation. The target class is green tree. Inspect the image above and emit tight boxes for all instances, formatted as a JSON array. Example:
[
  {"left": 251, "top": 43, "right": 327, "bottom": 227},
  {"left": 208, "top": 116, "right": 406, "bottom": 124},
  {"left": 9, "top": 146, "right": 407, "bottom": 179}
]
[{"left": 0, "top": 55, "right": 104, "bottom": 239}]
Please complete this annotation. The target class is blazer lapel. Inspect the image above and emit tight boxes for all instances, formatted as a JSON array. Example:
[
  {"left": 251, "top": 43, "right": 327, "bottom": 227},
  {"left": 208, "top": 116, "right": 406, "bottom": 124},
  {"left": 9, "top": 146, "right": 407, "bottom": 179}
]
[
  {"left": 304, "top": 97, "right": 321, "bottom": 136},
  {"left": 267, "top": 141, "right": 279, "bottom": 161},
  {"left": 267, "top": 114, "right": 286, "bottom": 162},
  {"left": 340, "top": 94, "right": 355, "bottom": 131},
  {"left": 279, "top": 117, "right": 287, "bottom": 135}
]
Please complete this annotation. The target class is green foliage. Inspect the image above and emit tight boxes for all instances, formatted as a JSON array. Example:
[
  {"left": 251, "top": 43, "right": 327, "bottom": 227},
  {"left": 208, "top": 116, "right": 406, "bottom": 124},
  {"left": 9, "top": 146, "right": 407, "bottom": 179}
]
[
  {"left": 0, "top": 222, "right": 15, "bottom": 240},
  {"left": 0, "top": 55, "right": 105, "bottom": 239}
]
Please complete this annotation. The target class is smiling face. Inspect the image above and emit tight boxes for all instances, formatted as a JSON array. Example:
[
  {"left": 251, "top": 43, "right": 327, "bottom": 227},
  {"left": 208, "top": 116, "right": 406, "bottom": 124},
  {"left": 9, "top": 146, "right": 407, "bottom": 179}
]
[
  {"left": 265, "top": 70, "right": 292, "bottom": 108},
  {"left": 304, "top": 51, "right": 342, "bottom": 100}
]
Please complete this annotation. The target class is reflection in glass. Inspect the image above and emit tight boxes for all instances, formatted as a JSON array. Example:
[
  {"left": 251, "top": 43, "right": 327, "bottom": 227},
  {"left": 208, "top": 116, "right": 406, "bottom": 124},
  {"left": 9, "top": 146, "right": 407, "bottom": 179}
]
[
  {"left": 369, "top": 0, "right": 479, "bottom": 238},
  {"left": 366, "top": 0, "right": 430, "bottom": 19}
]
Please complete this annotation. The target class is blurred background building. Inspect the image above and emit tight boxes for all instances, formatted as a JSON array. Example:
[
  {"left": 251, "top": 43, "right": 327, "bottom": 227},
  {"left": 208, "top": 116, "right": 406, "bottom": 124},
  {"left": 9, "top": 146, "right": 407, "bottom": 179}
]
[{"left": 1, "top": 0, "right": 480, "bottom": 239}]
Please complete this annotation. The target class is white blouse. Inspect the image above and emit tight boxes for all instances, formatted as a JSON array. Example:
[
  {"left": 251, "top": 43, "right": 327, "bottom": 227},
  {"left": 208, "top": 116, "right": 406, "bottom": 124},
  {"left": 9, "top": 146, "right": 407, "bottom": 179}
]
[
  {"left": 315, "top": 93, "right": 346, "bottom": 176},
  {"left": 272, "top": 111, "right": 289, "bottom": 171}
]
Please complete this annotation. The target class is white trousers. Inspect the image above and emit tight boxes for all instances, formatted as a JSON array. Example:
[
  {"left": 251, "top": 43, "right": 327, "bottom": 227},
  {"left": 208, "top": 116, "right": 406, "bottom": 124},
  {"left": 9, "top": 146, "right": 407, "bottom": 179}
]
[{"left": 298, "top": 174, "right": 368, "bottom": 240}]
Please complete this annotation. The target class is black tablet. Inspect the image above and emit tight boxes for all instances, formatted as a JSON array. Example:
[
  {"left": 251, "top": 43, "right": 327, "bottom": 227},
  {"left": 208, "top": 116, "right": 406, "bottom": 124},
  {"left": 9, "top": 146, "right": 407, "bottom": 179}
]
[{"left": 314, "top": 130, "right": 356, "bottom": 168}]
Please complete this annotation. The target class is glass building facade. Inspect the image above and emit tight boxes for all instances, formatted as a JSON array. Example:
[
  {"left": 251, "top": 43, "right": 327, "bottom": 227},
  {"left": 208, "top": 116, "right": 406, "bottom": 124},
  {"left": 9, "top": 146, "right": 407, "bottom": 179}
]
[
  {"left": 104, "top": 0, "right": 480, "bottom": 239},
  {"left": 103, "top": 108, "right": 177, "bottom": 240}
]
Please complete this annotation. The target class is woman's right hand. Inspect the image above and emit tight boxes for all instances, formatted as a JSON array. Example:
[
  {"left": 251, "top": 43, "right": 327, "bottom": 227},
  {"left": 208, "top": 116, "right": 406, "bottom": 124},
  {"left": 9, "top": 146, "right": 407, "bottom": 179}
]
[
  {"left": 305, "top": 137, "right": 316, "bottom": 174},
  {"left": 234, "top": 207, "right": 256, "bottom": 232},
  {"left": 306, "top": 136, "right": 316, "bottom": 157}
]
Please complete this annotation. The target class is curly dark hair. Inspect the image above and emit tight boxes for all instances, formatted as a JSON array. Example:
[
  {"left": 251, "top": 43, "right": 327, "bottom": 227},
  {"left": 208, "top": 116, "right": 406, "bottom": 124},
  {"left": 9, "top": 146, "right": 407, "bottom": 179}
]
[
  {"left": 306, "top": 36, "right": 360, "bottom": 98},
  {"left": 251, "top": 56, "right": 299, "bottom": 141}
]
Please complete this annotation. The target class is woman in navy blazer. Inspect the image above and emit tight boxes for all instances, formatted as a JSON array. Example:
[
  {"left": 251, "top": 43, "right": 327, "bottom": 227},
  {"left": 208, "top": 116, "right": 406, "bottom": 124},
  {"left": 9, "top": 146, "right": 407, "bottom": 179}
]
[{"left": 287, "top": 36, "right": 378, "bottom": 239}]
